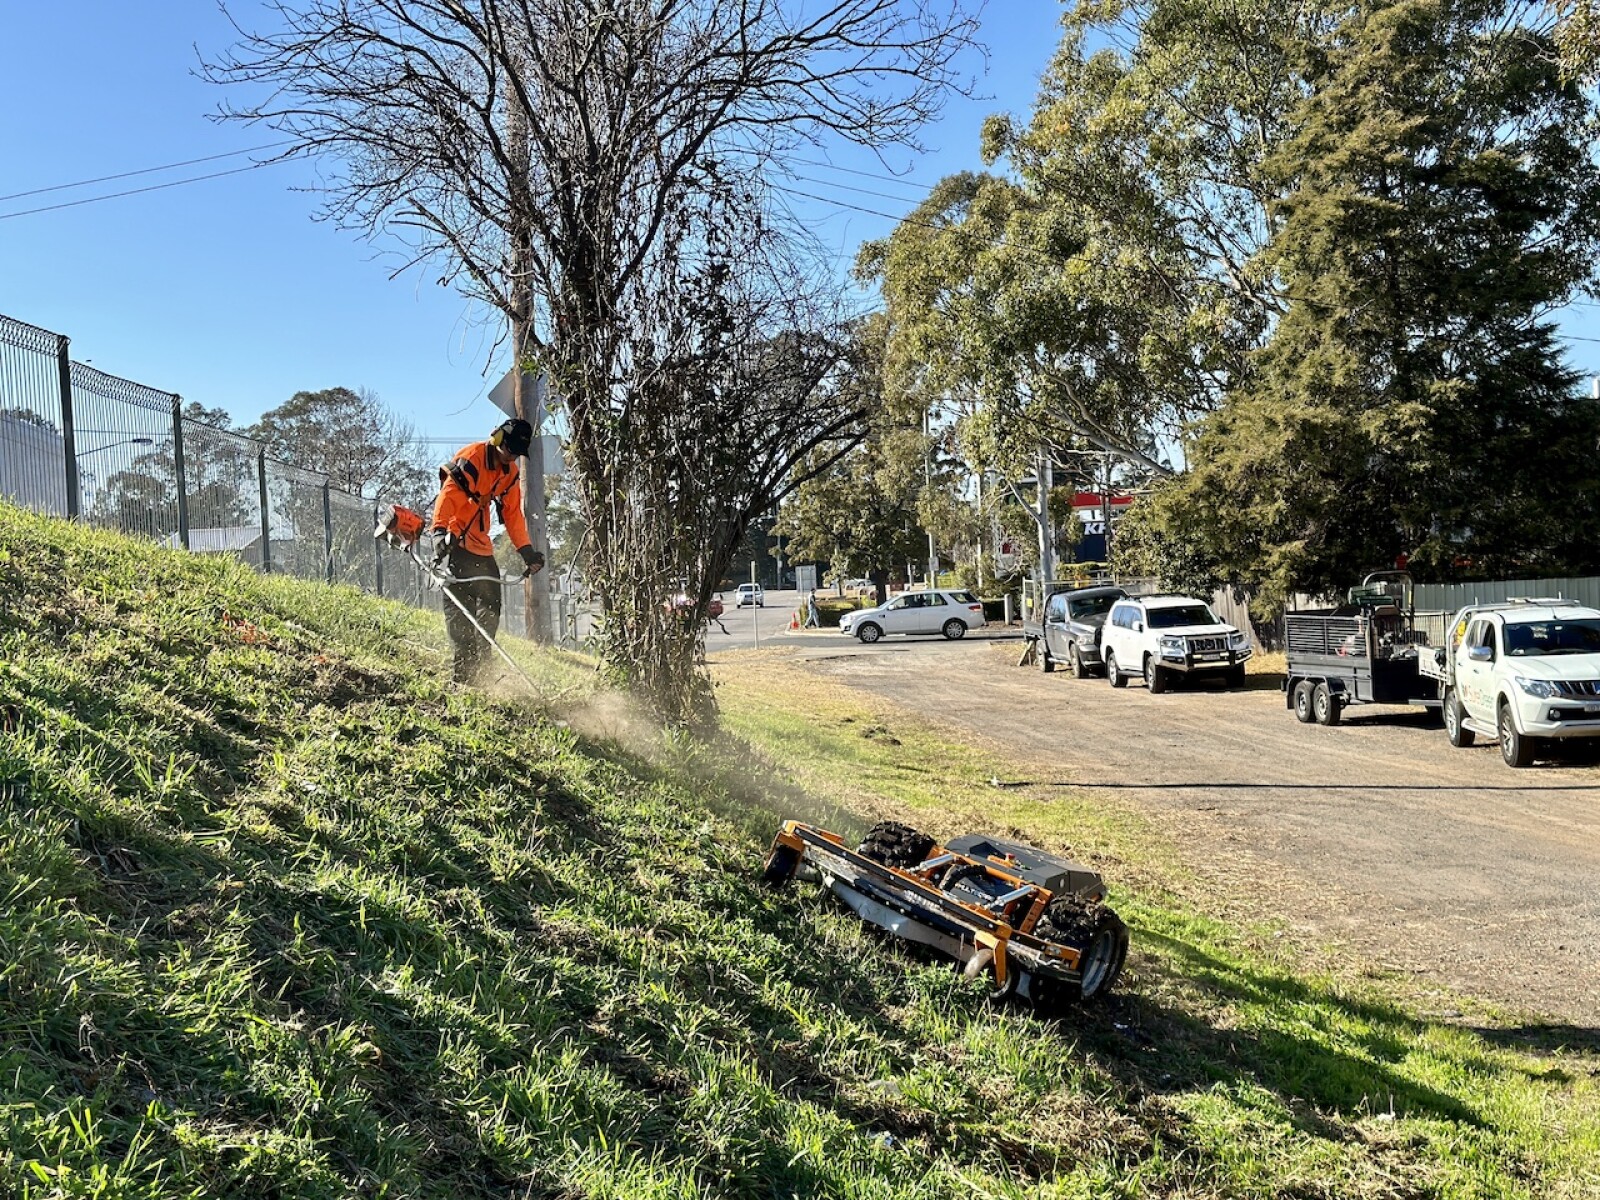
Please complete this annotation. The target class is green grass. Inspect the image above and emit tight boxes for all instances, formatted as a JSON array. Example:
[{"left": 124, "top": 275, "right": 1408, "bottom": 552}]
[
  {"left": 712, "top": 654, "right": 1600, "bottom": 1200},
  {"left": 0, "top": 503, "right": 1596, "bottom": 1199}
]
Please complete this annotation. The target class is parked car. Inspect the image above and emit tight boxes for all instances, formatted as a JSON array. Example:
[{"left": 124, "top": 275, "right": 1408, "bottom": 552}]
[
  {"left": 843, "top": 577, "right": 876, "bottom": 596},
  {"left": 1100, "top": 595, "right": 1252, "bottom": 692},
  {"left": 1024, "top": 584, "right": 1127, "bottom": 678},
  {"left": 665, "top": 591, "right": 723, "bottom": 621},
  {"left": 1421, "top": 599, "right": 1600, "bottom": 767},
  {"left": 839, "top": 588, "right": 986, "bottom": 643},
  {"left": 737, "top": 583, "right": 765, "bottom": 608}
]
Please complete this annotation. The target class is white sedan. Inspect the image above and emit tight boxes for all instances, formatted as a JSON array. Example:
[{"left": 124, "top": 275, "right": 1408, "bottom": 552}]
[{"left": 840, "top": 589, "right": 987, "bottom": 643}]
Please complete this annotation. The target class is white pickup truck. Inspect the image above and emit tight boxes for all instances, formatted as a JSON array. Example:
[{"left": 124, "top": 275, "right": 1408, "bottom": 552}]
[{"left": 1420, "top": 599, "right": 1600, "bottom": 767}]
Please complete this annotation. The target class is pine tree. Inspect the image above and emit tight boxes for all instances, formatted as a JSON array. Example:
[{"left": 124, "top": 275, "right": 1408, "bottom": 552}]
[{"left": 1158, "top": 0, "right": 1600, "bottom": 604}]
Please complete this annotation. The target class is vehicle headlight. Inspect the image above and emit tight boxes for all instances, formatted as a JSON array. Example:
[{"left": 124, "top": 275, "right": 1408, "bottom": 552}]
[
  {"left": 1228, "top": 632, "right": 1251, "bottom": 651},
  {"left": 1159, "top": 636, "right": 1185, "bottom": 655},
  {"left": 1513, "top": 676, "right": 1558, "bottom": 699}
]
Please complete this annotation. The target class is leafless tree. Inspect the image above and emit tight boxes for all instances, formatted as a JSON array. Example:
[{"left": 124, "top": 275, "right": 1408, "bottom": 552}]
[{"left": 206, "top": 0, "right": 978, "bottom": 719}]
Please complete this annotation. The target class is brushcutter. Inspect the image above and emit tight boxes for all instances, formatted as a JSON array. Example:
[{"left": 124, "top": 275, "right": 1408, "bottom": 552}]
[{"left": 375, "top": 504, "right": 542, "bottom": 691}]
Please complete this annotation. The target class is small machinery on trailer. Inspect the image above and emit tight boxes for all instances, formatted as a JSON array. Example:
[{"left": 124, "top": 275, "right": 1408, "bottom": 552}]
[
  {"left": 762, "top": 819, "right": 1129, "bottom": 1006},
  {"left": 1284, "top": 571, "right": 1448, "bottom": 725}
]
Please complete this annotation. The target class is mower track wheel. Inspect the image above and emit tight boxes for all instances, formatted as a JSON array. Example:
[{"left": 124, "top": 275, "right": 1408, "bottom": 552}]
[
  {"left": 761, "top": 843, "right": 801, "bottom": 888},
  {"left": 1034, "top": 893, "right": 1130, "bottom": 1003},
  {"left": 856, "top": 820, "right": 935, "bottom": 869}
]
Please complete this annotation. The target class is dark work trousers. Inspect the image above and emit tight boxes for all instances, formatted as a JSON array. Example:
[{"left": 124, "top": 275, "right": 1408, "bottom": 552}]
[{"left": 443, "top": 547, "right": 503, "bottom": 684}]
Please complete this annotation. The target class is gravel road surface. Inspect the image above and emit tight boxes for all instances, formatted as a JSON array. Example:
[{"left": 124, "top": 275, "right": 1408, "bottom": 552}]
[{"left": 772, "top": 635, "right": 1600, "bottom": 1023}]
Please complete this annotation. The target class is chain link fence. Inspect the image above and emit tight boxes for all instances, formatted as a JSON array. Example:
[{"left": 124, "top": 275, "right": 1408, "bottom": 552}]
[{"left": 0, "top": 310, "right": 455, "bottom": 618}]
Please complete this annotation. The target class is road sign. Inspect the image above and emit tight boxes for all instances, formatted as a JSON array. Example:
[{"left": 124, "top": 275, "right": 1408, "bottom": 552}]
[{"left": 489, "top": 368, "right": 547, "bottom": 424}]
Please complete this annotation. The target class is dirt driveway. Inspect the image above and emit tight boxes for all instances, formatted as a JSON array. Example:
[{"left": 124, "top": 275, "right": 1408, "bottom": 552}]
[{"left": 781, "top": 636, "right": 1600, "bottom": 1023}]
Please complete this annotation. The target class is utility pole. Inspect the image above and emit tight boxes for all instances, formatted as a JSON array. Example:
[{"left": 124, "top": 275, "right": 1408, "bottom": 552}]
[
  {"left": 924, "top": 403, "right": 937, "bottom": 587},
  {"left": 505, "top": 59, "right": 551, "bottom": 642},
  {"left": 1101, "top": 452, "right": 1115, "bottom": 571}
]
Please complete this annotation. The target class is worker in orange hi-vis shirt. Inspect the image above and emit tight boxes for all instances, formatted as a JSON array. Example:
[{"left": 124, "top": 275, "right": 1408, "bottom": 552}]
[{"left": 429, "top": 417, "right": 545, "bottom": 683}]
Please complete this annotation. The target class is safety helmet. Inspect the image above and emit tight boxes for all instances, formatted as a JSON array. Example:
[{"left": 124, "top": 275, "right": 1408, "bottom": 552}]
[{"left": 490, "top": 418, "right": 533, "bottom": 457}]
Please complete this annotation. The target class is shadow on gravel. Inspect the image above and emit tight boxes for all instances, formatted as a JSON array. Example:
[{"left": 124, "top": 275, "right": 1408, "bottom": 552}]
[
  {"left": 1464, "top": 1024, "right": 1600, "bottom": 1056},
  {"left": 998, "top": 779, "right": 1600, "bottom": 792}
]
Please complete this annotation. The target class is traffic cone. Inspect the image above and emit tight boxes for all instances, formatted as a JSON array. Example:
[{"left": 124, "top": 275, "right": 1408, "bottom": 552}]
[{"left": 789, "top": 611, "right": 800, "bottom": 630}]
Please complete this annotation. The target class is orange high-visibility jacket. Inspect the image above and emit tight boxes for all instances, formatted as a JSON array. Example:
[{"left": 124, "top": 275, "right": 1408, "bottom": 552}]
[{"left": 430, "top": 441, "right": 531, "bottom": 557}]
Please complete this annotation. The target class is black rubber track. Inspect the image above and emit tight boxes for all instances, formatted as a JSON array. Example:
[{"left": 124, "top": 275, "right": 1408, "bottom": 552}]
[{"left": 856, "top": 820, "right": 935, "bottom": 869}]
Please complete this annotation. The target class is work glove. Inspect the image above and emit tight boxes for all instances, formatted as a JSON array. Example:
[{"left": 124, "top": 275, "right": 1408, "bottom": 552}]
[
  {"left": 519, "top": 545, "right": 546, "bottom": 578},
  {"left": 431, "top": 531, "right": 454, "bottom": 572}
]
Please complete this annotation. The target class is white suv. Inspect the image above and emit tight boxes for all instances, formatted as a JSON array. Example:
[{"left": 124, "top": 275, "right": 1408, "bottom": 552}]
[
  {"left": 1101, "top": 595, "right": 1251, "bottom": 692},
  {"left": 737, "top": 583, "right": 765, "bottom": 608},
  {"left": 839, "top": 589, "right": 986, "bottom": 643}
]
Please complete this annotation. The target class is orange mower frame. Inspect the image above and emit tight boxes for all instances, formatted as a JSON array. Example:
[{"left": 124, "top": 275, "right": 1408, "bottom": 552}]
[{"left": 763, "top": 820, "right": 1129, "bottom": 1006}]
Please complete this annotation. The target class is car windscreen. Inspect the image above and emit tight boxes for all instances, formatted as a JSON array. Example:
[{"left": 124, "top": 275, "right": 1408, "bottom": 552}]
[
  {"left": 1146, "top": 604, "right": 1217, "bottom": 629},
  {"left": 1069, "top": 594, "right": 1118, "bottom": 620},
  {"left": 1503, "top": 619, "right": 1600, "bottom": 656}
]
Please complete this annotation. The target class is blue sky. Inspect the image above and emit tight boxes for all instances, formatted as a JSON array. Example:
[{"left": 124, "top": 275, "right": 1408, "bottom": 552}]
[{"left": 2, "top": 2, "right": 1597, "bottom": 447}]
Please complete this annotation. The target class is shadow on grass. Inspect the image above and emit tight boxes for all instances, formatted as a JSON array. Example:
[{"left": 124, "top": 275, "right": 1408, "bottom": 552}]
[{"left": 1067, "top": 927, "right": 1489, "bottom": 1131}]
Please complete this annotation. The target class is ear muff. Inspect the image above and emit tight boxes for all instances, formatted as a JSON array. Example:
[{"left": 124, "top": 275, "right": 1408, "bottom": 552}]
[{"left": 489, "top": 428, "right": 505, "bottom": 448}]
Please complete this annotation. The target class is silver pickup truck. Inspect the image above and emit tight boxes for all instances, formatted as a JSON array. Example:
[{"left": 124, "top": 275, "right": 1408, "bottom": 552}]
[{"left": 1022, "top": 583, "right": 1127, "bottom": 678}]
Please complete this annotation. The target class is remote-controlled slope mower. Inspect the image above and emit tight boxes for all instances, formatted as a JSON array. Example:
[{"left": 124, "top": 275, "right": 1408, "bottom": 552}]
[{"left": 763, "top": 819, "right": 1129, "bottom": 1005}]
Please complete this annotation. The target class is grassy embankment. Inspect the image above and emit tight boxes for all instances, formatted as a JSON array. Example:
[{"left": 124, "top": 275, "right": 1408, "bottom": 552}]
[{"left": 0, "top": 502, "right": 1595, "bottom": 1199}]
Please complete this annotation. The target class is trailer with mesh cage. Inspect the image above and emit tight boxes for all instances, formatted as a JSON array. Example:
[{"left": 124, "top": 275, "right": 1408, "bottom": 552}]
[{"left": 1284, "top": 571, "right": 1448, "bottom": 726}]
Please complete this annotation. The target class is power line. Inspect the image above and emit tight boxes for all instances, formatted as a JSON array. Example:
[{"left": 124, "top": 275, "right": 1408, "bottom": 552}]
[
  {"left": 0, "top": 161, "right": 290, "bottom": 221},
  {"left": 788, "top": 156, "right": 941, "bottom": 194},
  {"left": 0, "top": 140, "right": 297, "bottom": 205}
]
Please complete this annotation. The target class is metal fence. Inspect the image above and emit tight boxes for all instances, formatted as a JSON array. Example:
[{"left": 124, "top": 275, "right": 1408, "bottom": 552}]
[
  {"left": 1414, "top": 577, "right": 1600, "bottom": 612},
  {"left": 0, "top": 309, "right": 434, "bottom": 606}
]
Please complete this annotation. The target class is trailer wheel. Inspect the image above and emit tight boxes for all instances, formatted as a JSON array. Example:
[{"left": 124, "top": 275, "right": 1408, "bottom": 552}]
[
  {"left": 1498, "top": 701, "right": 1535, "bottom": 768},
  {"left": 761, "top": 844, "right": 801, "bottom": 888},
  {"left": 1293, "top": 680, "right": 1316, "bottom": 723},
  {"left": 857, "top": 820, "right": 935, "bottom": 869},
  {"left": 1067, "top": 643, "right": 1090, "bottom": 679},
  {"left": 1313, "top": 682, "right": 1342, "bottom": 726},
  {"left": 1105, "top": 650, "right": 1127, "bottom": 688},
  {"left": 1034, "top": 894, "right": 1129, "bottom": 1003},
  {"left": 1444, "top": 689, "right": 1475, "bottom": 747},
  {"left": 1144, "top": 654, "right": 1169, "bottom": 694}
]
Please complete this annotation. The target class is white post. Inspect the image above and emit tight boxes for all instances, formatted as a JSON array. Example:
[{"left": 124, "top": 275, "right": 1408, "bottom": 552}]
[{"left": 1037, "top": 447, "right": 1054, "bottom": 586}]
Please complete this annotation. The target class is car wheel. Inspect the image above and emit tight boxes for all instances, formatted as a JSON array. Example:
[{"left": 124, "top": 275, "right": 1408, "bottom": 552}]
[
  {"left": 1105, "top": 650, "right": 1127, "bottom": 688},
  {"left": 1038, "top": 640, "right": 1054, "bottom": 672},
  {"left": 1068, "top": 642, "right": 1090, "bottom": 679},
  {"left": 856, "top": 622, "right": 882, "bottom": 644},
  {"left": 1293, "top": 680, "right": 1316, "bottom": 723},
  {"left": 1143, "top": 654, "right": 1169, "bottom": 694},
  {"left": 942, "top": 619, "right": 967, "bottom": 640},
  {"left": 1226, "top": 665, "right": 1247, "bottom": 690},
  {"left": 1444, "top": 688, "right": 1475, "bottom": 747},
  {"left": 1499, "top": 701, "right": 1535, "bottom": 768},
  {"left": 1313, "top": 682, "right": 1342, "bottom": 726}
]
